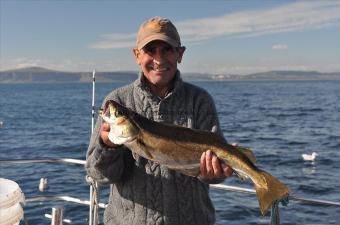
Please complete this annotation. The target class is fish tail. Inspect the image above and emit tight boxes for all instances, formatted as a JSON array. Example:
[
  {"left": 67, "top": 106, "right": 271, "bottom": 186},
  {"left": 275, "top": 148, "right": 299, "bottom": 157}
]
[{"left": 254, "top": 171, "right": 289, "bottom": 216}]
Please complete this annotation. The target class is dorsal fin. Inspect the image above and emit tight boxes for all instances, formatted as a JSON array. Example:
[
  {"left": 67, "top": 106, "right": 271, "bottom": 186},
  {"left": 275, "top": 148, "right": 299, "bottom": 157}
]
[{"left": 237, "top": 146, "right": 257, "bottom": 164}]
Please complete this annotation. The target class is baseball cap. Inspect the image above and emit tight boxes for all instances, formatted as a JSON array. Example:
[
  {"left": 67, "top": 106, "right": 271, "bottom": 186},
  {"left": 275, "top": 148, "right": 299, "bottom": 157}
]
[{"left": 136, "top": 16, "right": 181, "bottom": 50}]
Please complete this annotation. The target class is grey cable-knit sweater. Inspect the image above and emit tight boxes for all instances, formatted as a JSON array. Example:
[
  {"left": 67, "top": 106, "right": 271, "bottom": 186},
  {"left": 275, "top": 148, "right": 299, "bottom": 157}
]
[{"left": 86, "top": 71, "right": 224, "bottom": 225}]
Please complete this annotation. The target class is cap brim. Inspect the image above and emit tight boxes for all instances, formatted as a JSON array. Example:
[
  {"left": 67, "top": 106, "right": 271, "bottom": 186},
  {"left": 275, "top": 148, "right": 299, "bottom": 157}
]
[{"left": 137, "top": 34, "right": 179, "bottom": 50}]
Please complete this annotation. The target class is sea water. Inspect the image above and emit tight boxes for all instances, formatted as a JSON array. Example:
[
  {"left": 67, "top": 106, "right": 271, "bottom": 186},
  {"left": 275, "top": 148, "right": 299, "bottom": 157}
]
[{"left": 0, "top": 80, "right": 339, "bottom": 224}]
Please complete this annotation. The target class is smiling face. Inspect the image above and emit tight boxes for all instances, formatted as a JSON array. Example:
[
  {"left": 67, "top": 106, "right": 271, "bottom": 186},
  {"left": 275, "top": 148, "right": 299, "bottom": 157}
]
[{"left": 133, "top": 40, "right": 185, "bottom": 97}]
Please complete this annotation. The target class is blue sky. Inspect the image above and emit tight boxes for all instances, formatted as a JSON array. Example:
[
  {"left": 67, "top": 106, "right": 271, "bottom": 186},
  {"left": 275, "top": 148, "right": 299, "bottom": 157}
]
[{"left": 1, "top": 0, "right": 340, "bottom": 74}]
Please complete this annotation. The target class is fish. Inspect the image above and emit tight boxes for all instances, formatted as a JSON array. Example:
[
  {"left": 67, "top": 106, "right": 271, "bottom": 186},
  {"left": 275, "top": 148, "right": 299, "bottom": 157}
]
[{"left": 101, "top": 100, "right": 289, "bottom": 215}]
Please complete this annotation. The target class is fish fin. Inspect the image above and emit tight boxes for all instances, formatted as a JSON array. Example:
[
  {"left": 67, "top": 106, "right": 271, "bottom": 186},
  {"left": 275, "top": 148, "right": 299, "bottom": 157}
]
[
  {"left": 136, "top": 139, "right": 154, "bottom": 159},
  {"left": 168, "top": 163, "right": 200, "bottom": 177},
  {"left": 175, "top": 168, "right": 200, "bottom": 177},
  {"left": 255, "top": 171, "right": 289, "bottom": 216},
  {"left": 237, "top": 146, "right": 257, "bottom": 164},
  {"left": 233, "top": 169, "right": 249, "bottom": 181}
]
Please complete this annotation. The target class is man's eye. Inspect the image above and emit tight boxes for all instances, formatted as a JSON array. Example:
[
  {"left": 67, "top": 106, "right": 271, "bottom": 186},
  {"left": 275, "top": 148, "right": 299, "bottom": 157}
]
[
  {"left": 144, "top": 46, "right": 155, "bottom": 54},
  {"left": 164, "top": 46, "right": 174, "bottom": 53}
]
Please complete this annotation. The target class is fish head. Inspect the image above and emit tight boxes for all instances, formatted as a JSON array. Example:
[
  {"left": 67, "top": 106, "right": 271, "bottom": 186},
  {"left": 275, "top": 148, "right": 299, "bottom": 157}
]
[{"left": 101, "top": 100, "right": 139, "bottom": 145}]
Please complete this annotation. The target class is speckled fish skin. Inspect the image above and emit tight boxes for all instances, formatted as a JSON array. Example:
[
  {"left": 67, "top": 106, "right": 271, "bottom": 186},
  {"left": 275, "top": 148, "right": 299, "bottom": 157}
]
[{"left": 102, "top": 100, "right": 289, "bottom": 215}]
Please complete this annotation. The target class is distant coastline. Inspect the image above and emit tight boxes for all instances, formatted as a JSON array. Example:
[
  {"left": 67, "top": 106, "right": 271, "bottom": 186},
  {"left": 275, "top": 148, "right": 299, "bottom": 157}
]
[{"left": 1, "top": 66, "right": 340, "bottom": 84}]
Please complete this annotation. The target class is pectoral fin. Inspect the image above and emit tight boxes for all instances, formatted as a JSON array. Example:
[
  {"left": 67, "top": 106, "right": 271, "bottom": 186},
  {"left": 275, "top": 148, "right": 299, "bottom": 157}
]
[
  {"left": 168, "top": 163, "right": 201, "bottom": 177},
  {"left": 237, "top": 146, "right": 257, "bottom": 164},
  {"left": 176, "top": 168, "right": 200, "bottom": 177},
  {"left": 233, "top": 168, "right": 250, "bottom": 181},
  {"left": 135, "top": 139, "right": 154, "bottom": 159}
]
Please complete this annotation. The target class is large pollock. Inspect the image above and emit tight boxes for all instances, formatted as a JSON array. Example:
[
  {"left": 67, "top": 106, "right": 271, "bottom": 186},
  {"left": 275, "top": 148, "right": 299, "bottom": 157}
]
[{"left": 101, "top": 100, "right": 289, "bottom": 215}]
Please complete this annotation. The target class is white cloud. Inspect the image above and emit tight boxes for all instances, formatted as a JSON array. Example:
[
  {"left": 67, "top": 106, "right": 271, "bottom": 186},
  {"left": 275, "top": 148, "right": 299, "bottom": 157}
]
[
  {"left": 272, "top": 44, "right": 288, "bottom": 50},
  {"left": 89, "top": 33, "right": 136, "bottom": 49},
  {"left": 178, "top": 1, "right": 340, "bottom": 43},
  {"left": 90, "top": 1, "right": 340, "bottom": 49},
  {"left": 6, "top": 58, "right": 49, "bottom": 69}
]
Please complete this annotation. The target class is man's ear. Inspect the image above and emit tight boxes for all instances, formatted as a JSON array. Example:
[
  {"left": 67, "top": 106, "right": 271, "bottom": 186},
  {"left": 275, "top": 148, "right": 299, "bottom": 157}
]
[
  {"left": 177, "top": 46, "right": 186, "bottom": 64},
  {"left": 132, "top": 48, "right": 141, "bottom": 65}
]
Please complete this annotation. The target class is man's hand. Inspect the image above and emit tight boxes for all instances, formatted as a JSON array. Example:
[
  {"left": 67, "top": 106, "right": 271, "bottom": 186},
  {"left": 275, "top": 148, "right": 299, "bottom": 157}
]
[
  {"left": 200, "top": 150, "right": 233, "bottom": 179},
  {"left": 100, "top": 122, "right": 118, "bottom": 148}
]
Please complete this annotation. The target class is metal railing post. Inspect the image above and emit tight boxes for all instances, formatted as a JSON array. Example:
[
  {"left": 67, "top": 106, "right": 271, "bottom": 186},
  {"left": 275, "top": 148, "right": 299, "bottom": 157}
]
[
  {"left": 89, "top": 69, "right": 100, "bottom": 225},
  {"left": 51, "top": 207, "right": 64, "bottom": 225}
]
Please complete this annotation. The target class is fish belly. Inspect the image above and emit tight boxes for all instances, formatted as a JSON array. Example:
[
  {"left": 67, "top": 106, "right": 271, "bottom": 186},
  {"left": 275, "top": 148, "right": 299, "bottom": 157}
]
[{"left": 124, "top": 131, "right": 207, "bottom": 176}]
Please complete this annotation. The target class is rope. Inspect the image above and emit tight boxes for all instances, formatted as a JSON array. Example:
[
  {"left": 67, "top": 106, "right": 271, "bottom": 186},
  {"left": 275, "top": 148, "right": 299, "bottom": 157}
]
[
  {"left": 270, "top": 196, "right": 289, "bottom": 225},
  {"left": 86, "top": 175, "right": 99, "bottom": 225}
]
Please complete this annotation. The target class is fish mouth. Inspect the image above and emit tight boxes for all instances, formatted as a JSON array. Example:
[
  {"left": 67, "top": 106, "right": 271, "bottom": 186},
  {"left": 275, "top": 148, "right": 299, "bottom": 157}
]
[
  {"left": 122, "top": 136, "right": 136, "bottom": 143},
  {"left": 108, "top": 133, "right": 136, "bottom": 145}
]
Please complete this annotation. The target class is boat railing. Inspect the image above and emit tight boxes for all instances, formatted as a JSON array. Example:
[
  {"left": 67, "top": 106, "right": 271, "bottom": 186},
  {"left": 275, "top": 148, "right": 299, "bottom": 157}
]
[
  {"left": 1, "top": 158, "right": 340, "bottom": 225},
  {"left": 1, "top": 158, "right": 104, "bottom": 225}
]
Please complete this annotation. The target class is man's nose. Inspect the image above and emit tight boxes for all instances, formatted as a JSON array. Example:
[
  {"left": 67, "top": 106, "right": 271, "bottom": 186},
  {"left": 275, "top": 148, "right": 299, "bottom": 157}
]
[{"left": 152, "top": 49, "right": 166, "bottom": 63}]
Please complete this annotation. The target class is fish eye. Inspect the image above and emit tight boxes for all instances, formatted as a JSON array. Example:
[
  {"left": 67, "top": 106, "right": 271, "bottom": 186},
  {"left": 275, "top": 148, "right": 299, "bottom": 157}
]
[{"left": 114, "top": 110, "right": 123, "bottom": 117}]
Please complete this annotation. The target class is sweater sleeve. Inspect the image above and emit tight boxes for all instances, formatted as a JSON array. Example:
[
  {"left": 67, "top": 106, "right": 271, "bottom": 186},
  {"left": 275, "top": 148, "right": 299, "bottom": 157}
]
[
  {"left": 194, "top": 90, "right": 223, "bottom": 138},
  {"left": 85, "top": 96, "right": 134, "bottom": 184},
  {"left": 194, "top": 90, "right": 226, "bottom": 184}
]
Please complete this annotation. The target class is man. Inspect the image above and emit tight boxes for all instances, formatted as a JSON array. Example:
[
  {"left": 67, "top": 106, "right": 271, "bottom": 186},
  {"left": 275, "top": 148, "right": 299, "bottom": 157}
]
[{"left": 86, "top": 16, "right": 233, "bottom": 225}]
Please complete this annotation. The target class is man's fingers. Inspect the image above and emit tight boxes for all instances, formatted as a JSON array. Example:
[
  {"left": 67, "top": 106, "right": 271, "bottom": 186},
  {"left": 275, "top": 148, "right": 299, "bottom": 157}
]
[
  {"left": 100, "top": 123, "right": 110, "bottom": 141},
  {"left": 205, "top": 150, "right": 213, "bottom": 176},
  {"left": 212, "top": 155, "right": 223, "bottom": 177},
  {"left": 200, "top": 150, "right": 233, "bottom": 179},
  {"left": 222, "top": 163, "right": 233, "bottom": 177},
  {"left": 200, "top": 152, "right": 207, "bottom": 176},
  {"left": 100, "top": 122, "right": 118, "bottom": 147},
  {"left": 101, "top": 122, "right": 110, "bottom": 132}
]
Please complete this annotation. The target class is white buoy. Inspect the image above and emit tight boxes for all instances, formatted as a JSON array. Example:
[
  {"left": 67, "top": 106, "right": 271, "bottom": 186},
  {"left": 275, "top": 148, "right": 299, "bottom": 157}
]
[
  {"left": 39, "top": 178, "right": 48, "bottom": 192},
  {"left": 0, "top": 178, "right": 25, "bottom": 225},
  {"left": 302, "top": 152, "right": 318, "bottom": 161}
]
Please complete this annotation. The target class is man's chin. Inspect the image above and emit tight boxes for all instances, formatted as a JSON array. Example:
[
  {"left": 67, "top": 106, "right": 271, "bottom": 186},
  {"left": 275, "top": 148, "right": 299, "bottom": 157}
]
[
  {"left": 150, "top": 70, "right": 169, "bottom": 76},
  {"left": 150, "top": 80, "right": 168, "bottom": 86}
]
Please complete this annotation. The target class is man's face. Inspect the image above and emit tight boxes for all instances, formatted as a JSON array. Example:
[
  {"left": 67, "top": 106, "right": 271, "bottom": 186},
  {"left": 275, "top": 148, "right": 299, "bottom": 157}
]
[{"left": 133, "top": 40, "right": 185, "bottom": 88}]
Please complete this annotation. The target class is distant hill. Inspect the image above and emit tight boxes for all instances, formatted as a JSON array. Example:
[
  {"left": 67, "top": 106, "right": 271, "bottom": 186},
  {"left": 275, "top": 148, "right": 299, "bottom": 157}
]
[
  {"left": 0, "top": 67, "right": 138, "bottom": 83},
  {"left": 239, "top": 70, "right": 340, "bottom": 80},
  {"left": 0, "top": 67, "right": 340, "bottom": 83},
  {"left": 183, "top": 70, "right": 340, "bottom": 81}
]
